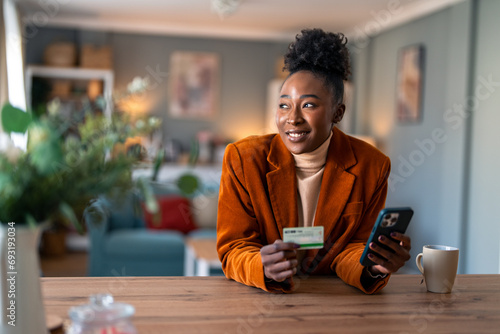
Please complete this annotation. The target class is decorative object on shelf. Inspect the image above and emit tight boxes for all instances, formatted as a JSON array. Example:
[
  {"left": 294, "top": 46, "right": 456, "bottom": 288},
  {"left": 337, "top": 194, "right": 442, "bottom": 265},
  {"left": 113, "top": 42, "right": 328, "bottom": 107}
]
[
  {"left": 168, "top": 51, "right": 219, "bottom": 120},
  {"left": 43, "top": 41, "right": 77, "bottom": 68},
  {"left": 50, "top": 80, "right": 72, "bottom": 99},
  {"left": 396, "top": 44, "right": 425, "bottom": 123},
  {"left": 80, "top": 45, "right": 113, "bottom": 69},
  {"left": 196, "top": 130, "right": 214, "bottom": 164},
  {"left": 86, "top": 79, "right": 103, "bottom": 101}
]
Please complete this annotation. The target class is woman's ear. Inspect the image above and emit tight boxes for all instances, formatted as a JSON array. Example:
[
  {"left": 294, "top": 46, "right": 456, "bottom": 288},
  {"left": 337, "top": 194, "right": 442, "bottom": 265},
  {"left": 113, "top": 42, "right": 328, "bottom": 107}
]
[{"left": 333, "top": 104, "right": 346, "bottom": 124}]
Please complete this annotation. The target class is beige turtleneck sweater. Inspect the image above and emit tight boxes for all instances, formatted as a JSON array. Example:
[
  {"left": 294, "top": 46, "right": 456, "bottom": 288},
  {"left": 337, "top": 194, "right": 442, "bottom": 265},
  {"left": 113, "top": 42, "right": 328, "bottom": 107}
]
[{"left": 291, "top": 131, "right": 333, "bottom": 227}]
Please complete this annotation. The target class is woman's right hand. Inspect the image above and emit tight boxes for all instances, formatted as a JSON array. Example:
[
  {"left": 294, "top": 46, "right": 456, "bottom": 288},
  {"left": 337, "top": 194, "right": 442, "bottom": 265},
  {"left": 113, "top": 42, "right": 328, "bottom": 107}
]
[{"left": 260, "top": 240, "right": 300, "bottom": 282}]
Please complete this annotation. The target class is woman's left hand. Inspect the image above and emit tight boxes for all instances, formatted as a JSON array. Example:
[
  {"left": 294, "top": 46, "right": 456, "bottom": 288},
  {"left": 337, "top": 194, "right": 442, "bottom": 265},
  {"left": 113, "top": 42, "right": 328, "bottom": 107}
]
[{"left": 367, "top": 232, "right": 412, "bottom": 275}]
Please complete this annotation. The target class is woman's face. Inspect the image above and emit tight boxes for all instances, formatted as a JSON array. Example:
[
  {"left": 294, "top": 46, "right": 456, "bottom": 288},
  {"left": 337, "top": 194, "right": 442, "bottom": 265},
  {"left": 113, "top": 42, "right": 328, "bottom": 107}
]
[{"left": 276, "top": 71, "right": 345, "bottom": 155}]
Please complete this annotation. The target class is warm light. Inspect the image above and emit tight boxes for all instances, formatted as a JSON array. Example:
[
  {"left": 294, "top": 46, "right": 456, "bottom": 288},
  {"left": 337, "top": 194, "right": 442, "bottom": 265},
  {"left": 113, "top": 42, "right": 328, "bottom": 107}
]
[
  {"left": 224, "top": 123, "right": 265, "bottom": 141},
  {"left": 351, "top": 134, "right": 377, "bottom": 148},
  {"left": 117, "top": 94, "right": 153, "bottom": 120},
  {"left": 372, "top": 117, "right": 393, "bottom": 138}
]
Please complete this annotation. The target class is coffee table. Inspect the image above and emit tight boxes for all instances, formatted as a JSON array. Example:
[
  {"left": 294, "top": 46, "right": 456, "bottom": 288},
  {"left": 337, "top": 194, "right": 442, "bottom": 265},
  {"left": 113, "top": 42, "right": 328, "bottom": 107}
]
[{"left": 184, "top": 237, "right": 222, "bottom": 276}]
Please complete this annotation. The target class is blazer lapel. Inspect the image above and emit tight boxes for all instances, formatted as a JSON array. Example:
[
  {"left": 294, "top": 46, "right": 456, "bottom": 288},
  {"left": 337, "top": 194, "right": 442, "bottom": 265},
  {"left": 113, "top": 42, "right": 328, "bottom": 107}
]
[
  {"left": 266, "top": 135, "right": 298, "bottom": 239},
  {"left": 314, "top": 128, "right": 357, "bottom": 242}
]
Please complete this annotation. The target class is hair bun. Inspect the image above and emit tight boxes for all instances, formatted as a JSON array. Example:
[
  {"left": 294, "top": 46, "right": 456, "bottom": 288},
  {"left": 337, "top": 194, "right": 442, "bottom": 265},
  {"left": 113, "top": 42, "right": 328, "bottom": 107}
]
[{"left": 284, "top": 28, "right": 351, "bottom": 81}]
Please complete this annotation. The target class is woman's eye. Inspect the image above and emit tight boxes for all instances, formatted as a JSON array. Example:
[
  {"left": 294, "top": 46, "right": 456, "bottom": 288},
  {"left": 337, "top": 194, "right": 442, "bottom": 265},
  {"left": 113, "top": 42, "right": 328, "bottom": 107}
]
[
  {"left": 278, "top": 103, "right": 289, "bottom": 109},
  {"left": 303, "top": 102, "right": 315, "bottom": 108}
]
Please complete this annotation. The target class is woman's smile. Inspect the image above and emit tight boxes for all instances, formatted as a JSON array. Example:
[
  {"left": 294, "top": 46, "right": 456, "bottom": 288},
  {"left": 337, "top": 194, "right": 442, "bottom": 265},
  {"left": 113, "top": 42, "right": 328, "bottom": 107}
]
[{"left": 286, "top": 130, "right": 310, "bottom": 141}]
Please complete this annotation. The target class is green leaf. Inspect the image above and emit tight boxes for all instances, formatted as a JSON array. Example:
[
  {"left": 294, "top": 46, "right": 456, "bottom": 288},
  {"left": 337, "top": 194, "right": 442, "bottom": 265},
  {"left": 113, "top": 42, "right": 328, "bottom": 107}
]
[
  {"left": 25, "top": 214, "right": 38, "bottom": 229},
  {"left": 177, "top": 174, "right": 199, "bottom": 196},
  {"left": 59, "top": 202, "right": 83, "bottom": 234},
  {"left": 1, "top": 103, "right": 32, "bottom": 133},
  {"left": 136, "top": 177, "right": 158, "bottom": 214},
  {"left": 30, "top": 140, "right": 63, "bottom": 175},
  {"left": 189, "top": 138, "right": 199, "bottom": 166},
  {"left": 151, "top": 149, "right": 165, "bottom": 181}
]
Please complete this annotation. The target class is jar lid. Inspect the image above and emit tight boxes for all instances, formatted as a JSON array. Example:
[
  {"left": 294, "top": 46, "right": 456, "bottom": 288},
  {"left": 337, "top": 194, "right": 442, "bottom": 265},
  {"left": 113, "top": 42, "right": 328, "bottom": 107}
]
[{"left": 68, "top": 294, "right": 135, "bottom": 324}]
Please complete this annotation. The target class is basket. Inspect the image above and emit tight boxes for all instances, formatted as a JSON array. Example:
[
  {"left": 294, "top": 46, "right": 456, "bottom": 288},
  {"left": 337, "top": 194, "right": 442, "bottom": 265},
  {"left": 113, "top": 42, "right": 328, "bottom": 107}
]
[
  {"left": 43, "top": 42, "right": 77, "bottom": 67},
  {"left": 80, "top": 45, "right": 113, "bottom": 69}
]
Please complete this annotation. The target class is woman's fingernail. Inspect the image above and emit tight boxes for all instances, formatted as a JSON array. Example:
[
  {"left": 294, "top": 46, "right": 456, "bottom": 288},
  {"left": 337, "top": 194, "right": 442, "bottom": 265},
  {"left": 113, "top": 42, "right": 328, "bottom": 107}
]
[
  {"left": 379, "top": 235, "right": 386, "bottom": 241},
  {"left": 391, "top": 232, "right": 398, "bottom": 237},
  {"left": 294, "top": 244, "right": 301, "bottom": 249},
  {"left": 370, "top": 242, "right": 377, "bottom": 249}
]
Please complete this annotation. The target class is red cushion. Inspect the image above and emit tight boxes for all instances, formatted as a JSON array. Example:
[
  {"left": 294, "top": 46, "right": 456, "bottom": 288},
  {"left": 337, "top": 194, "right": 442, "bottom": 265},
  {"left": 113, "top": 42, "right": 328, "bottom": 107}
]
[{"left": 143, "top": 195, "right": 198, "bottom": 234}]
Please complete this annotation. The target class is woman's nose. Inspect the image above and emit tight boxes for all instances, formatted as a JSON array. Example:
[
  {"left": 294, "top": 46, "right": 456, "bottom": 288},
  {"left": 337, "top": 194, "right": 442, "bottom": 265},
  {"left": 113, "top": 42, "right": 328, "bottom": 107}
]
[{"left": 286, "top": 106, "right": 304, "bottom": 125}]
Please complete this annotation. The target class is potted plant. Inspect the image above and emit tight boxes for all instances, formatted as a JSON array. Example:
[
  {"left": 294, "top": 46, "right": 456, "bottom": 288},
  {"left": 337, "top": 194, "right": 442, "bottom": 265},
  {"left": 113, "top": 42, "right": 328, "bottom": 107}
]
[
  {"left": 0, "top": 101, "right": 160, "bottom": 228},
  {"left": 0, "top": 92, "right": 160, "bottom": 333}
]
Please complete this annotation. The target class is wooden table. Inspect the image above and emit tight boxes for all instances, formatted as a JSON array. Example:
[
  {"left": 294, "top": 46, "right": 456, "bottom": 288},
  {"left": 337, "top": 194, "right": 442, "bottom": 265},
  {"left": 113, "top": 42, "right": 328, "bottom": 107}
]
[{"left": 42, "top": 275, "right": 500, "bottom": 333}]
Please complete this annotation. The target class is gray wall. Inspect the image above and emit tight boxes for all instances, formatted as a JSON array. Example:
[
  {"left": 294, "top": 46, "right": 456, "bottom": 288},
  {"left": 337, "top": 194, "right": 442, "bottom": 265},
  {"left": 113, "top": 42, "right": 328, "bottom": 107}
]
[
  {"left": 25, "top": 28, "right": 288, "bottom": 151},
  {"left": 353, "top": 0, "right": 500, "bottom": 274},
  {"left": 352, "top": 1, "right": 474, "bottom": 273},
  {"left": 465, "top": 0, "right": 500, "bottom": 274}
]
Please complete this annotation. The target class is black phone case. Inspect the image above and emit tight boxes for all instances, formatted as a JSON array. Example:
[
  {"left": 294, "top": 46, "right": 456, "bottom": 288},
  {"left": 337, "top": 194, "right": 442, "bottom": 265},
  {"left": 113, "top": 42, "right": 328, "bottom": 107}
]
[{"left": 359, "top": 207, "right": 414, "bottom": 267}]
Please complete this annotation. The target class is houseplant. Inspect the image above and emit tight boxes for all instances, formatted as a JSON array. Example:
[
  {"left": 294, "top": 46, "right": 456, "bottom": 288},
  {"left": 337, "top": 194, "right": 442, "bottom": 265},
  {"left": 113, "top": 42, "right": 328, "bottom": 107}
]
[
  {"left": 0, "top": 101, "right": 160, "bottom": 228},
  {"left": 0, "top": 92, "right": 160, "bottom": 333}
]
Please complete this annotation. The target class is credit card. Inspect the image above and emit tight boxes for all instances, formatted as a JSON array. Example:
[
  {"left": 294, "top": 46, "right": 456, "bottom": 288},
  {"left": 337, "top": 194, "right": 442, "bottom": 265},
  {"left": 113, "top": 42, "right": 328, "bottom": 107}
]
[{"left": 283, "top": 226, "right": 324, "bottom": 249}]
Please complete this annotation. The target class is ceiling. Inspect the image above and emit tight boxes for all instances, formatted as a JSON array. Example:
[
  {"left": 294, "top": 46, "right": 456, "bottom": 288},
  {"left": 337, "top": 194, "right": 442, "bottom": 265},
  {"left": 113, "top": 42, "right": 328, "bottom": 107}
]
[{"left": 17, "top": 0, "right": 465, "bottom": 41}]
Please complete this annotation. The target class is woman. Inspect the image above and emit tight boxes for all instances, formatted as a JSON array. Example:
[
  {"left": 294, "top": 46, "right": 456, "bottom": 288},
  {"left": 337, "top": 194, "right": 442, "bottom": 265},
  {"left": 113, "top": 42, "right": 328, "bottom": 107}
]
[{"left": 217, "top": 28, "right": 411, "bottom": 293}]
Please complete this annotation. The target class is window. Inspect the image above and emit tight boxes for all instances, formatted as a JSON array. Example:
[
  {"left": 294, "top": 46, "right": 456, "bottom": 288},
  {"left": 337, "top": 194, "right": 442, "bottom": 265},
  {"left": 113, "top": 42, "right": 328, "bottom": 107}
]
[{"left": 3, "top": 0, "right": 27, "bottom": 149}]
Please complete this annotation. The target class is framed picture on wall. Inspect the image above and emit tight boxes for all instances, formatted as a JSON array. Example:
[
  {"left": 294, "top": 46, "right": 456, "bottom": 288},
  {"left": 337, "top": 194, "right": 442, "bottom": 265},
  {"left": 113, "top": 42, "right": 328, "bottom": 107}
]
[
  {"left": 168, "top": 51, "right": 220, "bottom": 119},
  {"left": 396, "top": 44, "right": 425, "bottom": 123}
]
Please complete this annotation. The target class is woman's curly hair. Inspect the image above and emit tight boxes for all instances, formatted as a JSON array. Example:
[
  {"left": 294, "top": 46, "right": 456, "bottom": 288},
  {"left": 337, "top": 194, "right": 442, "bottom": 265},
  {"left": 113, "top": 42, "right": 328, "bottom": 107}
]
[{"left": 284, "top": 28, "right": 351, "bottom": 104}]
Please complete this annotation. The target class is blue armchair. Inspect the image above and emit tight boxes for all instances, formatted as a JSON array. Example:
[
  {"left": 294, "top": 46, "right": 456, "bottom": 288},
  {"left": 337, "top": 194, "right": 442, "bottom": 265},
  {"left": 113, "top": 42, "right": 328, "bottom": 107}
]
[{"left": 84, "top": 192, "right": 188, "bottom": 276}]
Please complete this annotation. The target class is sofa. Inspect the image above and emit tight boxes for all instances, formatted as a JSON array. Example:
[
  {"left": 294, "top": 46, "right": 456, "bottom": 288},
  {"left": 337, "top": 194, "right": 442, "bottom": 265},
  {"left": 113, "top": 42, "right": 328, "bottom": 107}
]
[{"left": 84, "top": 186, "right": 219, "bottom": 277}]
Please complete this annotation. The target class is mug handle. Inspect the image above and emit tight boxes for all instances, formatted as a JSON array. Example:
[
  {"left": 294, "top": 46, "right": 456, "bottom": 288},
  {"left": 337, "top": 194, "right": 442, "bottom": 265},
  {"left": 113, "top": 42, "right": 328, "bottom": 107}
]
[{"left": 416, "top": 253, "right": 424, "bottom": 274}]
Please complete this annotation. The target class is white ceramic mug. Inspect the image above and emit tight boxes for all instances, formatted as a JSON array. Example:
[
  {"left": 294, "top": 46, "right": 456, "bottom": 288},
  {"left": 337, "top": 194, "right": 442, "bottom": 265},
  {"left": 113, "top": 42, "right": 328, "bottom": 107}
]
[{"left": 416, "top": 245, "right": 459, "bottom": 293}]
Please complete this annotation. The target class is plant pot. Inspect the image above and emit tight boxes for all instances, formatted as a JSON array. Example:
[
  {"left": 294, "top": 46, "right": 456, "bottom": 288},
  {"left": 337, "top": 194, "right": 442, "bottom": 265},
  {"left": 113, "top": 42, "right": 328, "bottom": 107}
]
[
  {"left": 0, "top": 223, "right": 48, "bottom": 334},
  {"left": 40, "top": 229, "right": 67, "bottom": 257}
]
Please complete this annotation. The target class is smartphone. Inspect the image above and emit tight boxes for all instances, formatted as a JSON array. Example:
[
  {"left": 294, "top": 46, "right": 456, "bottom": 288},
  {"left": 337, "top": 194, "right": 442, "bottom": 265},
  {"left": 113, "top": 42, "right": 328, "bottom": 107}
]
[{"left": 359, "top": 207, "right": 414, "bottom": 267}]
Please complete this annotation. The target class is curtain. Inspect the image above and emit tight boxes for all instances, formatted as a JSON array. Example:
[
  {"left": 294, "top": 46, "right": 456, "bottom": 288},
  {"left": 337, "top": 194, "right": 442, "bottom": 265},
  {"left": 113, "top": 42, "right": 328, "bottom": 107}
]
[{"left": 0, "top": 0, "right": 8, "bottom": 114}]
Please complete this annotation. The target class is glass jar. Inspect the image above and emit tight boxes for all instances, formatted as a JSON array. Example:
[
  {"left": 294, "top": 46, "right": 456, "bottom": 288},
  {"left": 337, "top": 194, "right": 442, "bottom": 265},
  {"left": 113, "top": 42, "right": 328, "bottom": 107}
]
[{"left": 67, "top": 293, "right": 137, "bottom": 334}]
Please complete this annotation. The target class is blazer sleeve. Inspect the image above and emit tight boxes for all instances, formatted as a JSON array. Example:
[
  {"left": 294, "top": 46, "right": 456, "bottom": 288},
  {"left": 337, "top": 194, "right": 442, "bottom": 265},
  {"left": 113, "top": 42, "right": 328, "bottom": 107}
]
[
  {"left": 216, "top": 144, "right": 275, "bottom": 292},
  {"left": 331, "top": 156, "right": 392, "bottom": 294}
]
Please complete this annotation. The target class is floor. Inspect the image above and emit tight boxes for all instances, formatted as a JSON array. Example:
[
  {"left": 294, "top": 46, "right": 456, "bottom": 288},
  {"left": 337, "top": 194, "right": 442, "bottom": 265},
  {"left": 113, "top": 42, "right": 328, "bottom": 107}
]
[
  {"left": 40, "top": 251, "right": 88, "bottom": 277},
  {"left": 39, "top": 232, "right": 89, "bottom": 277}
]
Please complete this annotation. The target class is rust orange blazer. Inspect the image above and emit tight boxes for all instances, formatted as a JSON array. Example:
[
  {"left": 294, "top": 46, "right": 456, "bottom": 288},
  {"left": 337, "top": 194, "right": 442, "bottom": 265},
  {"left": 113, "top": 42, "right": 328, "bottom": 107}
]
[{"left": 217, "top": 127, "right": 391, "bottom": 294}]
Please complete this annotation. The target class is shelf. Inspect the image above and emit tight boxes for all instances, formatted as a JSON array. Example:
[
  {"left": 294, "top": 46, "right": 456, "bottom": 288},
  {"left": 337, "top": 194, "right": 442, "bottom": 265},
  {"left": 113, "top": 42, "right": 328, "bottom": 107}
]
[{"left": 25, "top": 65, "right": 114, "bottom": 118}]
